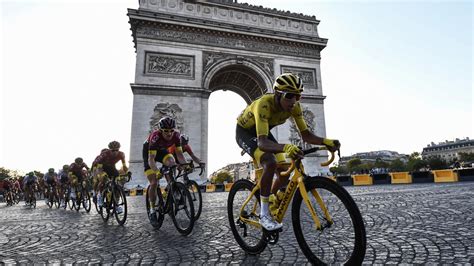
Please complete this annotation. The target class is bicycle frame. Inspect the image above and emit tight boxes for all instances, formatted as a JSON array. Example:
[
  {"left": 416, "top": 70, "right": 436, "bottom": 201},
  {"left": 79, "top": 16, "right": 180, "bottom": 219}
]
[{"left": 239, "top": 147, "right": 337, "bottom": 230}]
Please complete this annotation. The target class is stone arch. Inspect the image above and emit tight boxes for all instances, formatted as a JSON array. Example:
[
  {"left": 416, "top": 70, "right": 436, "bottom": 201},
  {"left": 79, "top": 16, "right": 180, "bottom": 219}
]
[
  {"left": 203, "top": 58, "right": 272, "bottom": 103},
  {"left": 127, "top": 0, "right": 330, "bottom": 187}
]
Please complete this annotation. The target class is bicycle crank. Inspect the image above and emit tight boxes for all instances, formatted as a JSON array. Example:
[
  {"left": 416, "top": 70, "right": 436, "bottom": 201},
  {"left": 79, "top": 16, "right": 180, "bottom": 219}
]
[{"left": 263, "top": 228, "right": 282, "bottom": 245}]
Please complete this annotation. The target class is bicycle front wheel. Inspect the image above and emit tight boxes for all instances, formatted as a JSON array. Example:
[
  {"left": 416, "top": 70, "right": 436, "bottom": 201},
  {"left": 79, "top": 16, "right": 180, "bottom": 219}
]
[
  {"left": 82, "top": 190, "right": 91, "bottom": 213},
  {"left": 170, "top": 182, "right": 195, "bottom": 235},
  {"left": 227, "top": 179, "right": 267, "bottom": 255},
  {"left": 292, "top": 176, "right": 366, "bottom": 264},
  {"left": 145, "top": 185, "right": 165, "bottom": 229},
  {"left": 186, "top": 180, "right": 202, "bottom": 221},
  {"left": 113, "top": 185, "right": 127, "bottom": 226}
]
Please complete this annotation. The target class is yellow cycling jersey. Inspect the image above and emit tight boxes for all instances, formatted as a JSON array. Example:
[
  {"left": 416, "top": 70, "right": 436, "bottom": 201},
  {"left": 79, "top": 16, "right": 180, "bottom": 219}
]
[{"left": 237, "top": 94, "right": 308, "bottom": 136}]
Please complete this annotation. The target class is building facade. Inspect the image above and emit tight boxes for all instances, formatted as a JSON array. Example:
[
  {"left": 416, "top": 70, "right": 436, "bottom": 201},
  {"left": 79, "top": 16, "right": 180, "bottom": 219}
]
[{"left": 422, "top": 137, "right": 474, "bottom": 162}]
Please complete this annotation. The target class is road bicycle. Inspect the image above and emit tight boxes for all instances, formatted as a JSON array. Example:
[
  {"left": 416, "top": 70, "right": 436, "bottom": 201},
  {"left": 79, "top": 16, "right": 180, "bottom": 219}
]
[
  {"left": 71, "top": 178, "right": 91, "bottom": 212},
  {"left": 45, "top": 183, "right": 60, "bottom": 209},
  {"left": 227, "top": 146, "right": 367, "bottom": 264},
  {"left": 176, "top": 161, "right": 205, "bottom": 221},
  {"left": 99, "top": 172, "right": 131, "bottom": 226},
  {"left": 146, "top": 165, "right": 195, "bottom": 235}
]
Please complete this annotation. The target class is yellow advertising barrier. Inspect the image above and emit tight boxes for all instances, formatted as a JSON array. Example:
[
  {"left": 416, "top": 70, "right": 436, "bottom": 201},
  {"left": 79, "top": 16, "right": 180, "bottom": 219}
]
[
  {"left": 225, "top": 183, "right": 234, "bottom": 192},
  {"left": 432, "top": 170, "right": 458, "bottom": 183},
  {"left": 130, "top": 189, "right": 137, "bottom": 196},
  {"left": 352, "top": 174, "right": 373, "bottom": 186},
  {"left": 390, "top": 172, "right": 412, "bottom": 184},
  {"left": 206, "top": 184, "right": 216, "bottom": 192}
]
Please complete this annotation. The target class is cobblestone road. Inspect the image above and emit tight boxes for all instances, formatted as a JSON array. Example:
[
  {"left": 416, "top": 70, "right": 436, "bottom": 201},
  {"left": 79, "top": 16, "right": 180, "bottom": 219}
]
[{"left": 1, "top": 182, "right": 473, "bottom": 264}]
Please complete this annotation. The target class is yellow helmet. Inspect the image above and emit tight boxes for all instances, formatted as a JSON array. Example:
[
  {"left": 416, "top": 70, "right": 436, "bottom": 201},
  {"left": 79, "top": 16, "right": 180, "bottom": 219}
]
[{"left": 273, "top": 73, "right": 304, "bottom": 94}]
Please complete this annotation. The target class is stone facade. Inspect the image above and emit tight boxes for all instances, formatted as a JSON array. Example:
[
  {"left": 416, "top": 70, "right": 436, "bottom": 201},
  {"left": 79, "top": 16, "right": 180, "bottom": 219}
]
[
  {"left": 127, "top": 0, "right": 330, "bottom": 187},
  {"left": 422, "top": 137, "right": 474, "bottom": 162}
]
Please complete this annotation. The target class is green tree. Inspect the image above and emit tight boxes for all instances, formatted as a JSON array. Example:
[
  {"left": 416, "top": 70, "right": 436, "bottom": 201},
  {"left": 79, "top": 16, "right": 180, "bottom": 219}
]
[
  {"left": 329, "top": 164, "right": 348, "bottom": 175},
  {"left": 406, "top": 152, "right": 427, "bottom": 172},
  {"left": 347, "top": 158, "right": 362, "bottom": 173},
  {"left": 211, "top": 170, "right": 233, "bottom": 184},
  {"left": 390, "top": 159, "right": 407, "bottom": 172},
  {"left": 427, "top": 157, "right": 447, "bottom": 170},
  {"left": 459, "top": 152, "right": 474, "bottom": 162},
  {"left": 374, "top": 158, "right": 389, "bottom": 168},
  {"left": 0, "top": 167, "right": 11, "bottom": 181}
]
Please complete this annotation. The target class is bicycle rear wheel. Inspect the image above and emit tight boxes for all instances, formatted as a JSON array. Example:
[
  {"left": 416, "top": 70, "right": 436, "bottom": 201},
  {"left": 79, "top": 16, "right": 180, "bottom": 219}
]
[
  {"left": 227, "top": 179, "right": 267, "bottom": 254},
  {"left": 186, "top": 180, "right": 202, "bottom": 221},
  {"left": 54, "top": 193, "right": 60, "bottom": 209},
  {"left": 113, "top": 185, "right": 127, "bottom": 225},
  {"left": 100, "top": 188, "right": 111, "bottom": 222},
  {"left": 170, "top": 182, "right": 195, "bottom": 235},
  {"left": 292, "top": 176, "right": 366, "bottom": 264},
  {"left": 145, "top": 185, "right": 165, "bottom": 229},
  {"left": 82, "top": 189, "right": 91, "bottom": 213}
]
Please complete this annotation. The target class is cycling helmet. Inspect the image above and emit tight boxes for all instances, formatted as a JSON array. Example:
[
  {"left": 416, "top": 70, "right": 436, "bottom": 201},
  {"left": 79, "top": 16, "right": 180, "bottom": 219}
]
[
  {"left": 108, "top": 141, "right": 121, "bottom": 150},
  {"left": 28, "top": 172, "right": 34, "bottom": 176},
  {"left": 273, "top": 73, "right": 304, "bottom": 94},
  {"left": 75, "top": 157, "right": 83, "bottom": 164},
  {"left": 158, "top": 116, "right": 176, "bottom": 130},
  {"left": 48, "top": 168, "right": 54, "bottom": 173},
  {"left": 180, "top": 134, "right": 189, "bottom": 145},
  {"left": 62, "top": 165, "right": 69, "bottom": 171}
]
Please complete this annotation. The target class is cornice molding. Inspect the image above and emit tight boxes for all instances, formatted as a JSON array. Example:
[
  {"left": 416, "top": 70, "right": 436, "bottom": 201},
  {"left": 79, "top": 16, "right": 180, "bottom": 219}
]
[
  {"left": 131, "top": 83, "right": 211, "bottom": 98},
  {"left": 128, "top": 17, "right": 324, "bottom": 59}
]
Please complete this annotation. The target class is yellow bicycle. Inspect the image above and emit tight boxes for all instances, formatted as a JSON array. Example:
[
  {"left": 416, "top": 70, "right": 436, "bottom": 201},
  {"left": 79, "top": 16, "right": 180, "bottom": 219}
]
[{"left": 227, "top": 146, "right": 366, "bottom": 264}]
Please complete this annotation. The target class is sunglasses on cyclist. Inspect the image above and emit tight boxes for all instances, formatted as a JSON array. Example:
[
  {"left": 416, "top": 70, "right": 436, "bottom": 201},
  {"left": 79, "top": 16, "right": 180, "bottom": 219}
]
[
  {"left": 282, "top": 92, "right": 301, "bottom": 101},
  {"left": 160, "top": 129, "right": 174, "bottom": 133}
]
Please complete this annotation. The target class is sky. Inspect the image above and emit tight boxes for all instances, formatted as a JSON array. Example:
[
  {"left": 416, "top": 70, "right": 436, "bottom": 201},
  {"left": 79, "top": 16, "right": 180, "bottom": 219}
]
[{"left": 1, "top": 0, "right": 472, "bottom": 176}]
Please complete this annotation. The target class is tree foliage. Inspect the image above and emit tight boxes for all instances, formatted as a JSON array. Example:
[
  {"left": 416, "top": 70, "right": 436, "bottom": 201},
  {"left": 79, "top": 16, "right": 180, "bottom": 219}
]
[{"left": 210, "top": 170, "right": 233, "bottom": 184}]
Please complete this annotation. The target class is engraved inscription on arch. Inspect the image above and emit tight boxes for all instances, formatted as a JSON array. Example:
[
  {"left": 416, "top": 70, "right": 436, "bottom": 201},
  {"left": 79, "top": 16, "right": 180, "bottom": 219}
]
[
  {"left": 281, "top": 66, "right": 317, "bottom": 89},
  {"left": 145, "top": 52, "right": 194, "bottom": 79}
]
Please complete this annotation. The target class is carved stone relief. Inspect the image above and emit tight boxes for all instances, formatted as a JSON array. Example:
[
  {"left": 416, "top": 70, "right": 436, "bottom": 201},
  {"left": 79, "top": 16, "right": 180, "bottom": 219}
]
[
  {"left": 203, "top": 51, "right": 274, "bottom": 77},
  {"left": 289, "top": 107, "right": 316, "bottom": 149},
  {"left": 145, "top": 52, "right": 194, "bottom": 78},
  {"left": 281, "top": 66, "right": 317, "bottom": 89},
  {"left": 135, "top": 24, "right": 321, "bottom": 59},
  {"left": 149, "top": 103, "right": 184, "bottom": 132}
]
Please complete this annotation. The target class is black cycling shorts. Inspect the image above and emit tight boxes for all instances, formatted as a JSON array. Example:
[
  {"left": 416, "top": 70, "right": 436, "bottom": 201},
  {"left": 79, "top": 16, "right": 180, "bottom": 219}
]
[
  {"left": 235, "top": 125, "right": 279, "bottom": 159},
  {"left": 142, "top": 142, "right": 173, "bottom": 172}
]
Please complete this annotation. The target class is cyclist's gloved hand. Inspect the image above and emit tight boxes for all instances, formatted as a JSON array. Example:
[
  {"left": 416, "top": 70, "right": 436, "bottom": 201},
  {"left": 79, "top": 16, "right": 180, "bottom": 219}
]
[
  {"left": 283, "top": 144, "right": 303, "bottom": 159},
  {"left": 322, "top": 138, "right": 341, "bottom": 152}
]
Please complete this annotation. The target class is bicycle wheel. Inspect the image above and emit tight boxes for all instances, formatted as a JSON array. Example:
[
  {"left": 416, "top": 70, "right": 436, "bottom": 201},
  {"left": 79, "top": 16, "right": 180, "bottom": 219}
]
[
  {"left": 292, "top": 176, "right": 367, "bottom": 264},
  {"left": 46, "top": 191, "right": 53, "bottom": 208},
  {"left": 186, "top": 180, "right": 202, "bottom": 221},
  {"left": 54, "top": 193, "right": 60, "bottom": 209},
  {"left": 170, "top": 182, "right": 195, "bottom": 235},
  {"left": 145, "top": 185, "right": 165, "bottom": 229},
  {"left": 113, "top": 185, "right": 127, "bottom": 225},
  {"left": 74, "top": 191, "right": 81, "bottom": 212},
  {"left": 227, "top": 179, "right": 267, "bottom": 254},
  {"left": 82, "top": 190, "right": 91, "bottom": 213},
  {"left": 100, "top": 188, "right": 111, "bottom": 222}
]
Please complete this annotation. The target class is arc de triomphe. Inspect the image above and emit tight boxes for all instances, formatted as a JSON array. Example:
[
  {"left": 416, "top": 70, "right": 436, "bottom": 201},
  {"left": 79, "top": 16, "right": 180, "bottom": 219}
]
[{"left": 127, "top": 0, "right": 330, "bottom": 188}]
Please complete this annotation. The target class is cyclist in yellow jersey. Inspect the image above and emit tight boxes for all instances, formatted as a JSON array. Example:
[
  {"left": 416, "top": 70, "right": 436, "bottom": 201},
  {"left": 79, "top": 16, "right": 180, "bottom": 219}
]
[{"left": 236, "top": 73, "right": 340, "bottom": 231}]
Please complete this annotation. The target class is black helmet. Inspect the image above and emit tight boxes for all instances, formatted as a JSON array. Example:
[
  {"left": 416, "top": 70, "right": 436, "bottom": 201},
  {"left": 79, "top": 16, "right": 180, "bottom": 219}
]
[
  {"left": 62, "top": 165, "right": 69, "bottom": 171},
  {"left": 75, "top": 157, "right": 83, "bottom": 164},
  {"left": 158, "top": 117, "right": 176, "bottom": 130},
  {"left": 108, "top": 141, "right": 121, "bottom": 150},
  {"left": 180, "top": 134, "right": 189, "bottom": 145},
  {"left": 48, "top": 168, "right": 54, "bottom": 173}
]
